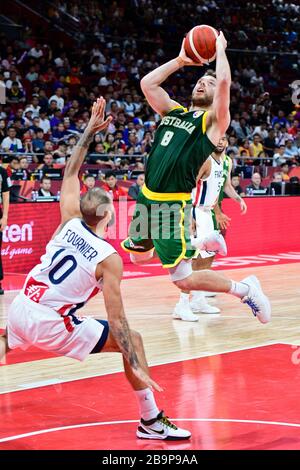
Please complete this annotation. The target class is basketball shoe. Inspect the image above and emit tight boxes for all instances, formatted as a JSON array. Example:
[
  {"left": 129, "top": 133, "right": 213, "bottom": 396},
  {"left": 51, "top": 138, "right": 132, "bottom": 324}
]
[
  {"left": 136, "top": 411, "right": 191, "bottom": 440},
  {"left": 191, "top": 230, "right": 227, "bottom": 256},
  {"left": 173, "top": 301, "right": 199, "bottom": 322},
  {"left": 240, "top": 275, "right": 271, "bottom": 324},
  {"left": 190, "top": 291, "right": 220, "bottom": 314}
]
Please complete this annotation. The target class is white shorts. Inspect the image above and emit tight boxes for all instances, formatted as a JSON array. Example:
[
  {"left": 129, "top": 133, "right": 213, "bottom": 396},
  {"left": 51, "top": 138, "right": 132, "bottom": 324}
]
[
  {"left": 193, "top": 207, "right": 215, "bottom": 259},
  {"left": 193, "top": 207, "right": 215, "bottom": 237},
  {"left": 7, "top": 293, "right": 109, "bottom": 361}
]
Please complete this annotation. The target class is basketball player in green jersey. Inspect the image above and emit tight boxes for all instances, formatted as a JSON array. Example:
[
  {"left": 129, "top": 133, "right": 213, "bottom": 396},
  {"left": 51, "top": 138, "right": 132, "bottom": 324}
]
[
  {"left": 174, "top": 137, "right": 248, "bottom": 321},
  {"left": 122, "top": 32, "right": 271, "bottom": 323}
]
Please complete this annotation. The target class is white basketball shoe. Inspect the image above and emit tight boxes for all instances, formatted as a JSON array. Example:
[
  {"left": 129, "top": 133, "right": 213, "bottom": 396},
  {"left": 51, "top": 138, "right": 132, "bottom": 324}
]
[
  {"left": 191, "top": 230, "right": 227, "bottom": 256},
  {"left": 137, "top": 411, "right": 191, "bottom": 440},
  {"left": 173, "top": 301, "right": 199, "bottom": 322},
  {"left": 190, "top": 291, "right": 220, "bottom": 314},
  {"left": 240, "top": 275, "right": 271, "bottom": 324}
]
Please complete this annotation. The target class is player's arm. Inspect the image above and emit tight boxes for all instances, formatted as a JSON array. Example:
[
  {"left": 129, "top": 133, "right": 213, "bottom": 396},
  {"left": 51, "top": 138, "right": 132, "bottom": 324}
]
[
  {"left": 100, "top": 254, "right": 161, "bottom": 391},
  {"left": 140, "top": 40, "right": 202, "bottom": 117},
  {"left": 213, "top": 202, "right": 231, "bottom": 230},
  {"left": 224, "top": 160, "right": 247, "bottom": 214},
  {"left": 206, "top": 32, "right": 231, "bottom": 145},
  {"left": 60, "top": 97, "right": 112, "bottom": 223}
]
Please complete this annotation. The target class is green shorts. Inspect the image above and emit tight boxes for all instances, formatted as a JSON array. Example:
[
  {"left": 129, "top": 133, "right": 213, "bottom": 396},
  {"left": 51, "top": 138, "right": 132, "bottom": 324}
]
[{"left": 121, "top": 186, "right": 196, "bottom": 268}]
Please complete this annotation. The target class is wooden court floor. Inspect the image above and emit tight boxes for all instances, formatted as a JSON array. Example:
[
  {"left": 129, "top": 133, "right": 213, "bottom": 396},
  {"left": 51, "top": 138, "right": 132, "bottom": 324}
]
[{"left": 1, "top": 263, "right": 300, "bottom": 395}]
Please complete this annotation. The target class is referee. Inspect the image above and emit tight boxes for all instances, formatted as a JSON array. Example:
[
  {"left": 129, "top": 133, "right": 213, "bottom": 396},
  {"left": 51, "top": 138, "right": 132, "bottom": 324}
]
[{"left": 0, "top": 166, "right": 11, "bottom": 295}]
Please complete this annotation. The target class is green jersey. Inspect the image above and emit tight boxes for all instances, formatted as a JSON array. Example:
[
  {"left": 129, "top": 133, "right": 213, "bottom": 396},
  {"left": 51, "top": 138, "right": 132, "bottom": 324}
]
[
  {"left": 218, "top": 154, "right": 231, "bottom": 203},
  {"left": 145, "top": 106, "right": 216, "bottom": 194}
]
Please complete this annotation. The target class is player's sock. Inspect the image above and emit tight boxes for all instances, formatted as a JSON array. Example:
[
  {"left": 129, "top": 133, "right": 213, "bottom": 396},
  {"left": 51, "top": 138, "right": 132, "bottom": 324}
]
[
  {"left": 135, "top": 388, "right": 160, "bottom": 421},
  {"left": 179, "top": 292, "right": 190, "bottom": 304},
  {"left": 229, "top": 281, "right": 249, "bottom": 299}
]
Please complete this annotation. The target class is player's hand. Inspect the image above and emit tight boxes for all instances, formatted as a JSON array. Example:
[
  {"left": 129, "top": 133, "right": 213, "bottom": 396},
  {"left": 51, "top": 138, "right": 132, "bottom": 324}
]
[
  {"left": 216, "top": 211, "right": 231, "bottom": 230},
  {"left": 132, "top": 366, "right": 163, "bottom": 392},
  {"left": 240, "top": 199, "right": 247, "bottom": 214},
  {"left": 216, "top": 31, "right": 227, "bottom": 50},
  {"left": 177, "top": 39, "right": 204, "bottom": 67},
  {"left": 87, "top": 97, "right": 113, "bottom": 134},
  {"left": 0, "top": 216, "right": 8, "bottom": 232}
]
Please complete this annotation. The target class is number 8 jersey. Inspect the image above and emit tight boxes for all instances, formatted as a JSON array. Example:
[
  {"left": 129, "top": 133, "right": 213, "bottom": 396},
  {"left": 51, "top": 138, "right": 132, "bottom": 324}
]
[{"left": 23, "top": 217, "right": 116, "bottom": 313}]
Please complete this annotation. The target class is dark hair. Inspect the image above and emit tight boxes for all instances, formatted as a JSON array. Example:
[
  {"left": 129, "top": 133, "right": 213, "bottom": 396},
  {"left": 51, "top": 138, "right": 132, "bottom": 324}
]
[
  {"left": 105, "top": 171, "right": 116, "bottom": 179},
  {"left": 41, "top": 176, "right": 51, "bottom": 183},
  {"left": 290, "top": 176, "right": 299, "bottom": 184},
  {"left": 84, "top": 174, "right": 96, "bottom": 181}
]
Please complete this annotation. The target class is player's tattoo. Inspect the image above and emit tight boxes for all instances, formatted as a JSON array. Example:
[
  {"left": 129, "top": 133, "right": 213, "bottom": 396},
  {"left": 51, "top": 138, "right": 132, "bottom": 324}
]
[
  {"left": 111, "top": 317, "right": 139, "bottom": 369},
  {"left": 77, "top": 129, "right": 94, "bottom": 149}
]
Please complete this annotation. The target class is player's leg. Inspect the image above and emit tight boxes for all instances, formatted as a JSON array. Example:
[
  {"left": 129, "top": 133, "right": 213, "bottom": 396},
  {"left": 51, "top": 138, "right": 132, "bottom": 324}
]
[
  {"left": 174, "top": 208, "right": 219, "bottom": 319},
  {"left": 169, "top": 260, "right": 271, "bottom": 324},
  {"left": 121, "top": 191, "right": 155, "bottom": 264},
  {"left": 101, "top": 328, "right": 191, "bottom": 440},
  {"left": 0, "top": 332, "right": 9, "bottom": 362},
  {"left": 189, "top": 209, "right": 221, "bottom": 314}
]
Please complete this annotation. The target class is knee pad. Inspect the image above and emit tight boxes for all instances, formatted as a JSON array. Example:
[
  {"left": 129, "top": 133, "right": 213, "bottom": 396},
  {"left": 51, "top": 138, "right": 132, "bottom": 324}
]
[{"left": 168, "top": 259, "right": 193, "bottom": 281}]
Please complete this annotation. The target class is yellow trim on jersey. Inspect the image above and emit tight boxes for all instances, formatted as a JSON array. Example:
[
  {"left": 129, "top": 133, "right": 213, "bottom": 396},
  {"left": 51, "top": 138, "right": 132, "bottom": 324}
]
[
  {"left": 120, "top": 239, "right": 154, "bottom": 254},
  {"left": 163, "top": 201, "right": 187, "bottom": 268},
  {"left": 202, "top": 111, "right": 208, "bottom": 134},
  {"left": 142, "top": 184, "right": 191, "bottom": 202},
  {"left": 169, "top": 105, "right": 188, "bottom": 113}
]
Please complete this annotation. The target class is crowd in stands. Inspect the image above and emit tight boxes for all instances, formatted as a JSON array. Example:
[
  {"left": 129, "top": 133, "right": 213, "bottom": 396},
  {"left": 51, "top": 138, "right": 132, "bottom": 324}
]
[{"left": 0, "top": 0, "right": 299, "bottom": 200}]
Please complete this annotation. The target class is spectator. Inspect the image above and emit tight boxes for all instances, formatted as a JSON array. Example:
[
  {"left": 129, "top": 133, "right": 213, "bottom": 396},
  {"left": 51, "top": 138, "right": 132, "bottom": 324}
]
[
  {"left": 25, "top": 65, "right": 39, "bottom": 83},
  {"left": 103, "top": 171, "right": 127, "bottom": 200},
  {"left": 81, "top": 174, "right": 96, "bottom": 195},
  {"left": 273, "top": 145, "right": 288, "bottom": 167},
  {"left": 53, "top": 143, "right": 67, "bottom": 163},
  {"left": 48, "top": 87, "right": 64, "bottom": 111},
  {"left": 272, "top": 172, "right": 283, "bottom": 183},
  {"left": 32, "top": 128, "right": 45, "bottom": 153},
  {"left": 263, "top": 129, "right": 276, "bottom": 158},
  {"left": 28, "top": 43, "right": 44, "bottom": 59},
  {"left": 19, "top": 156, "right": 32, "bottom": 180},
  {"left": 37, "top": 153, "right": 54, "bottom": 172},
  {"left": 230, "top": 174, "right": 246, "bottom": 197},
  {"left": 249, "top": 134, "right": 264, "bottom": 158},
  {"left": 38, "top": 110, "right": 51, "bottom": 134},
  {"left": 128, "top": 173, "right": 145, "bottom": 200},
  {"left": 27, "top": 96, "right": 41, "bottom": 118},
  {"left": 1, "top": 127, "right": 23, "bottom": 153},
  {"left": 284, "top": 138, "right": 299, "bottom": 160},
  {"left": 246, "top": 172, "right": 266, "bottom": 194},
  {"left": 272, "top": 110, "right": 289, "bottom": 129},
  {"left": 38, "top": 176, "right": 54, "bottom": 197},
  {"left": 6, "top": 156, "right": 20, "bottom": 178},
  {"left": 280, "top": 163, "right": 290, "bottom": 181},
  {"left": 6, "top": 82, "right": 25, "bottom": 104}
]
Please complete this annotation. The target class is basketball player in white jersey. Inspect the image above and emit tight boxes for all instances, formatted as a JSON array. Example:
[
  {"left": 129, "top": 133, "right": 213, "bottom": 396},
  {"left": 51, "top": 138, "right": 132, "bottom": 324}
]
[
  {"left": 174, "top": 136, "right": 248, "bottom": 321},
  {"left": 0, "top": 98, "right": 191, "bottom": 441}
]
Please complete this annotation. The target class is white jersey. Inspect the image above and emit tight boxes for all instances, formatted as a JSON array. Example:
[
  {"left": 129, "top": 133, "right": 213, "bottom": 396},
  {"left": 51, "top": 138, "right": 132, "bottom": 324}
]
[
  {"left": 23, "top": 217, "right": 116, "bottom": 316},
  {"left": 192, "top": 155, "right": 225, "bottom": 209}
]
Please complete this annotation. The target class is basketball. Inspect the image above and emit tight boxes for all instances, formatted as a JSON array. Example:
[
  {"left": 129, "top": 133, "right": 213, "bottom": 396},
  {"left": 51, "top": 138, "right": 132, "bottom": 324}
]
[{"left": 184, "top": 25, "right": 219, "bottom": 64}]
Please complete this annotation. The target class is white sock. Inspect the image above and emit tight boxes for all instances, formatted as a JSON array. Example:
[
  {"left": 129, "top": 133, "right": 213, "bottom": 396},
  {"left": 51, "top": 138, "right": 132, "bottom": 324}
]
[
  {"left": 229, "top": 281, "right": 249, "bottom": 298},
  {"left": 135, "top": 388, "right": 159, "bottom": 421},
  {"left": 179, "top": 292, "right": 190, "bottom": 304}
]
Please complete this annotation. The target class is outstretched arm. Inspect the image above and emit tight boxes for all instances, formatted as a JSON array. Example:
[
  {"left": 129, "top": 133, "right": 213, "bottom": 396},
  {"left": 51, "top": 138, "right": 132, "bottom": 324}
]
[
  {"left": 206, "top": 32, "right": 231, "bottom": 145},
  {"left": 140, "top": 40, "right": 202, "bottom": 117},
  {"left": 60, "top": 97, "right": 112, "bottom": 223}
]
